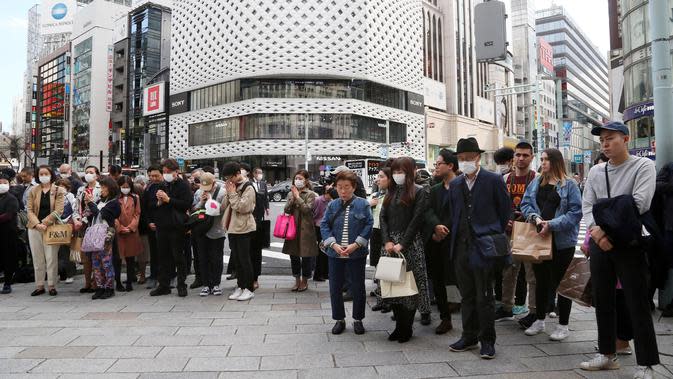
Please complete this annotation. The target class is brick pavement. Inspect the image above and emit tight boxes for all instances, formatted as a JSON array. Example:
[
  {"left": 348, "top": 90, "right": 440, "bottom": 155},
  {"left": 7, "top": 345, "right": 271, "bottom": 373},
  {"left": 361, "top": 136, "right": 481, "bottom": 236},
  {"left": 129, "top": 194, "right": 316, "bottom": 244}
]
[{"left": 1, "top": 276, "right": 673, "bottom": 378}]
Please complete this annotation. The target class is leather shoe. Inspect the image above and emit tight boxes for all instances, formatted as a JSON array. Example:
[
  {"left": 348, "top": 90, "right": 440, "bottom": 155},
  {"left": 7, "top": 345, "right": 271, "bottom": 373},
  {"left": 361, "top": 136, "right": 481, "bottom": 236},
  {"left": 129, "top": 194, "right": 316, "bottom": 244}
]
[
  {"left": 372, "top": 303, "right": 384, "bottom": 312},
  {"left": 91, "top": 289, "right": 105, "bottom": 300},
  {"left": 449, "top": 338, "right": 479, "bottom": 352},
  {"left": 189, "top": 281, "right": 202, "bottom": 289},
  {"left": 30, "top": 288, "right": 45, "bottom": 296},
  {"left": 150, "top": 286, "right": 171, "bottom": 296},
  {"left": 353, "top": 320, "right": 365, "bottom": 335},
  {"left": 420, "top": 313, "right": 431, "bottom": 326},
  {"left": 177, "top": 286, "right": 188, "bottom": 297},
  {"left": 332, "top": 320, "right": 346, "bottom": 335},
  {"left": 435, "top": 319, "right": 453, "bottom": 334}
]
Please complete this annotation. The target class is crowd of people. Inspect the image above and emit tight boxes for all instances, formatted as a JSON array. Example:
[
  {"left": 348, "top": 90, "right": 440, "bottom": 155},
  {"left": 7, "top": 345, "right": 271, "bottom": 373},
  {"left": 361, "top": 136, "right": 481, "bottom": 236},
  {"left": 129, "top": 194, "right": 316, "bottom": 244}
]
[{"left": 0, "top": 121, "right": 672, "bottom": 379}]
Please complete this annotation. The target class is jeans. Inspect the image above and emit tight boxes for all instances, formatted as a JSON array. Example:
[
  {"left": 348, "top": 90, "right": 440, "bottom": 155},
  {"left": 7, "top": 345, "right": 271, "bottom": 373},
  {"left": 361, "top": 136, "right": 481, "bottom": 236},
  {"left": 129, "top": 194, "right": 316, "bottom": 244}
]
[
  {"left": 313, "top": 226, "right": 328, "bottom": 279},
  {"left": 328, "top": 256, "right": 366, "bottom": 320},
  {"left": 157, "top": 226, "right": 187, "bottom": 289},
  {"left": 229, "top": 232, "right": 254, "bottom": 291},
  {"left": 290, "top": 256, "right": 314, "bottom": 278},
  {"left": 590, "top": 241, "right": 659, "bottom": 366},
  {"left": 196, "top": 236, "right": 225, "bottom": 288},
  {"left": 533, "top": 246, "right": 575, "bottom": 324}
]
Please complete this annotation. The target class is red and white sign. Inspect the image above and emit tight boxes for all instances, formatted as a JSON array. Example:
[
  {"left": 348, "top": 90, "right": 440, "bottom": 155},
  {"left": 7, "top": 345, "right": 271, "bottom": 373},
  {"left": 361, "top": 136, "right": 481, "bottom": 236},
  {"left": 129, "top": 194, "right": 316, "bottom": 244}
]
[
  {"left": 538, "top": 38, "right": 554, "bottom": 74},
  {"left": 143, "top": 82, "right": 165, "bottom": 116}
]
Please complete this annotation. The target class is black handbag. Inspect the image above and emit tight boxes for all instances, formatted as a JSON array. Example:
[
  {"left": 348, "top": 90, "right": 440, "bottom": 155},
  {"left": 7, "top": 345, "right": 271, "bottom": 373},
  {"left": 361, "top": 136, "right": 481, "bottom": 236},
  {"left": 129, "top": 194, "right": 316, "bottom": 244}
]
[{"left": 186, "top": 210, "right": 214, "bottom": 237}]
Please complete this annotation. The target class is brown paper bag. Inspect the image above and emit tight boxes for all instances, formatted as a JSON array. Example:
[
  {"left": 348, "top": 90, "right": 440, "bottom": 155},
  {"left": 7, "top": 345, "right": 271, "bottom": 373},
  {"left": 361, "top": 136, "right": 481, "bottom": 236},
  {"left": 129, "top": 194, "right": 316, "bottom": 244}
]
[
  {"left": 558, "top": 256, "right": 592, "bottom": 307},
  {"left": 43, "top": 224, "right": 72, "bottom": 246},
  {"left": 511, "top": 221, "right": 552, "bottom": 262}
]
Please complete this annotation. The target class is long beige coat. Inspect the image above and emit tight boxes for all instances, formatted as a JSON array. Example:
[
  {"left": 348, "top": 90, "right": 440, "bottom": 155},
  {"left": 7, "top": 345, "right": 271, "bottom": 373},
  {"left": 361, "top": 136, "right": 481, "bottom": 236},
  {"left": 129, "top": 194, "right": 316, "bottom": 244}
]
[{"left": 281, "top": 189, "right": 319, "bottom": 258}]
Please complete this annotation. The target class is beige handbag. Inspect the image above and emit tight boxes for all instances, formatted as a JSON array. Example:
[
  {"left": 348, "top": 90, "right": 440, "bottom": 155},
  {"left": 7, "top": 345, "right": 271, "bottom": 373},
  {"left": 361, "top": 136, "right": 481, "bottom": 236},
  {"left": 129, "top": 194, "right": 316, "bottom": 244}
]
[
  {"left": 43, "top": 224, "right": 72, "bottom": 246},
  {"left": 381, "top": 270, "right": 419, "bottom": 298},
  {"left": 374, "top": 252, "right": 406, "bottom": 283}
]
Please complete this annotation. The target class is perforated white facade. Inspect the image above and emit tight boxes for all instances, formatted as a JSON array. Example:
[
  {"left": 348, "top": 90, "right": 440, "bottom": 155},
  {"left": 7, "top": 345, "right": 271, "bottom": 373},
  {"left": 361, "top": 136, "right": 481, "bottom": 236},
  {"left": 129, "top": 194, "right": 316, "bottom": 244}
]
[{"left": 169, "top": 0, "right": 425, "bottom": 163}]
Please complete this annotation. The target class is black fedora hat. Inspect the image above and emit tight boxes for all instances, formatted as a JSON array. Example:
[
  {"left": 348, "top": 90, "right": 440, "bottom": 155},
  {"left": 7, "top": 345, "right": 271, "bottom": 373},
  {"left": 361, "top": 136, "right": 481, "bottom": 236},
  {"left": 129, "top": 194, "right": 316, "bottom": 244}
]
[{"left": 454, "top": 137, "right": 485, "bottom": 154}]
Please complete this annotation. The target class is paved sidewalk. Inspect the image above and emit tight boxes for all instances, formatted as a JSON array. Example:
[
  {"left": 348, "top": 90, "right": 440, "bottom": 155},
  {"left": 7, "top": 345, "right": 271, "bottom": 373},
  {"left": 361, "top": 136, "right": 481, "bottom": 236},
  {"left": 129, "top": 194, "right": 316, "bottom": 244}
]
[{"left": 1, "top": 276, "right": 673, "bottom": 379}]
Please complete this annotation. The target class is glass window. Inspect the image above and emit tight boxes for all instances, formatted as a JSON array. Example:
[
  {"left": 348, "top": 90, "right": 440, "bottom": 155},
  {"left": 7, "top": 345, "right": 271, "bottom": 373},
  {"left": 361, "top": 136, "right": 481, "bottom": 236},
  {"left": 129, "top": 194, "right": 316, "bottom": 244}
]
[{"left": 629, "top": 6, "right": 646, "bottom": 50}]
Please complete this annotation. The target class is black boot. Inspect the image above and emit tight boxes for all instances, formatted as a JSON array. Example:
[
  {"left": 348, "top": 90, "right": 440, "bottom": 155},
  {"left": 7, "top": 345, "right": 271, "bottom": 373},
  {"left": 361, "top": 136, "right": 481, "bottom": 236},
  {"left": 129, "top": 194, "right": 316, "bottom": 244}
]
[
  {"left": 388, "top": 305, "right": 401, "bottom": 341},
  {"left": 125, "top": 281, "right": 133, "bottom": 292},
  {"left": 398, "top": 308, "right": 415, "bottom": 343},
  {"left": 116, "top": 281, "right": 125, "bottom": 292}
]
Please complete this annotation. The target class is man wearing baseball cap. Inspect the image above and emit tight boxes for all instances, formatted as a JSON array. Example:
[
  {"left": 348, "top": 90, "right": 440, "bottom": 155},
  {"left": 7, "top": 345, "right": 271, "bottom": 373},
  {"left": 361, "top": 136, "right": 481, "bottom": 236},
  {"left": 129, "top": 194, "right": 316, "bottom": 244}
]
[{"left": 579, "top": 121, "right": 659, "bottom": 377}]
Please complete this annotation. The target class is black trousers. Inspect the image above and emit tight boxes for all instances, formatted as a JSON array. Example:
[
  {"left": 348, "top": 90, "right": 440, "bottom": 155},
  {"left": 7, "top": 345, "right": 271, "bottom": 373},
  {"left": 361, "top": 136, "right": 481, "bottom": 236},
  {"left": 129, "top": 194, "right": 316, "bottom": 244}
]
[
  {"left": 57, "top": 245, "right": 76, "bottom": 279},
  {"left": 157, "top": 226, "right": 187, "bottom": 289},
  {"left": 1, "top": 227, "right": 17, "bottom": 285},
  {"left": 369, "top": 228, "right": 382, "bottom": 267},
  {"left": 183, "top": 236, "right": 193, "bottom": 278},
  {"left": 313, "top": 226, "right": 328, "bottom": 279},
  {"left": 229, "top": 232, "right": 254, "bottom": 291},
  {"left": 191, "top": 234, "right": 200, "bottom": 282},
  {"left": 196, "top": 236, "right": 225, "bottom": 288},
  {"left": 147, "top": 230, "right": 159, "bottom": 279},
  {"left": 616, "top": 289, "right": 633, "bottom": 341},
  {"left": 427, "top": 240, "right": 450, "bottom": 320},
  {"left": 533, "top": 246, "right": 575, "bottom": 324},
  {"left": 590, "top": 241, "right": 659, "bottom": 366},
  {"left": 514, "top": 264, "right": 528, "bottom": 306},
  {"left": 290, "top": 256, "right": 314, "bottom": 278},
  {"left": 251, "top": 225, "right": 264, "bottom": 281},
  {"left": 454, "top": 241, "right": 496, "bottom": 344}
]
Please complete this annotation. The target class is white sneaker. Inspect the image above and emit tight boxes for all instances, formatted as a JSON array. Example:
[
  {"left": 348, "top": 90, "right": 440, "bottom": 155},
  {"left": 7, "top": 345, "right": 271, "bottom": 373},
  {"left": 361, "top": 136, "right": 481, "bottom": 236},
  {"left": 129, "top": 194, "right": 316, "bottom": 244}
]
[
  {"left": 634, "top": 366, "right": 653, "bottom": 379},
  {"left": 549, "top": 325, "right": 569, "bottom": 341},
  {"left": 212, "top": 286, "right": 222, "bottom": 296},
  {"left": 228, "top": 288, "right": 243, "bottom": 300},
  {"left": 548, "top": 311, "right": 558, "bottom": 318},
  {"left": 65, "top": 277, "right": 74, "bottom": 284},
  {"left": 236, "top": 289, "right": 254, "bottom": 301},
  {"left": 524, "top": 320, "right": 545, "bottom": 336},
  {"left": 580, "top": 354, "right": 620, "bottom": 371},
  {"left": 199, "top": 287, "right": 210, "bottom": 297}
]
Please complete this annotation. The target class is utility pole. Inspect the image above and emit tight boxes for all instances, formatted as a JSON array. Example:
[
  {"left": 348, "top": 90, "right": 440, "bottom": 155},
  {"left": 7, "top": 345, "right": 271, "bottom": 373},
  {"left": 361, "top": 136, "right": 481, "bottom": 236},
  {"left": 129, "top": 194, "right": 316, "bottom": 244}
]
[
  {"left": 649, "top": 0, "right": 673, "bottom": 171},
  {"left": 304, "top": 121, "right": 309, "bottom": 171}
]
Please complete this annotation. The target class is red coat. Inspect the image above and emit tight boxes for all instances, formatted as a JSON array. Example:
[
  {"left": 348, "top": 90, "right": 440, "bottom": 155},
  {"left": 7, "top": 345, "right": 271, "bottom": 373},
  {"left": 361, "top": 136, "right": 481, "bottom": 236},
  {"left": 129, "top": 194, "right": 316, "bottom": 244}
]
[{"left": 115, "top": 194, "right": 143, "bottom": 258}]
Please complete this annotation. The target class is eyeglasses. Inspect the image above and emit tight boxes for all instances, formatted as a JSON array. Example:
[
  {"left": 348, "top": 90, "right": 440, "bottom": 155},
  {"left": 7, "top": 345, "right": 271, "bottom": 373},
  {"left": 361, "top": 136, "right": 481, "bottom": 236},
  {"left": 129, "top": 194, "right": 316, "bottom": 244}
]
[{"left": 193, "top": 178, "right": 200, "bottom": 184}]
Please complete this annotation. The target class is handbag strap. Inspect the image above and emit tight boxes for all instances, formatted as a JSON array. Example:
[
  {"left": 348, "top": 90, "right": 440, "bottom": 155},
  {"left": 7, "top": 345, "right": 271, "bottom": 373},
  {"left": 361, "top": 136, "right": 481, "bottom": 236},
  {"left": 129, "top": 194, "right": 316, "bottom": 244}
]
[
  {"left": 604, "top": 164, "right": 611, "bottom": 199},
  {"left": 329, "top": 197, "right": 354, "bottom": 228}
]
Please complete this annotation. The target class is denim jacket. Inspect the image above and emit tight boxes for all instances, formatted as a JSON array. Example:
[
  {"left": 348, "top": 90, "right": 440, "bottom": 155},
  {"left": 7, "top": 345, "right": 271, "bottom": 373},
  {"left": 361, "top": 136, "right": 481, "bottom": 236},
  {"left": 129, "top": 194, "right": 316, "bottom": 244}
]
[
  {"left": 320, "top": 196, "right": 373, "bottom": 259},
  {"left": 520, "top": 176, "right": 583, "bottom": 250}
]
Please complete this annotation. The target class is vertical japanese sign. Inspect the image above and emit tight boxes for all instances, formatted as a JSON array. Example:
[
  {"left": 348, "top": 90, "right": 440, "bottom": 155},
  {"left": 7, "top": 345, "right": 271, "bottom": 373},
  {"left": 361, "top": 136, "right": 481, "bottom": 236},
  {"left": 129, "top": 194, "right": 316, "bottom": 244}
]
[{"left": 106, "top": 45, "right": 113, "bottom": 112}]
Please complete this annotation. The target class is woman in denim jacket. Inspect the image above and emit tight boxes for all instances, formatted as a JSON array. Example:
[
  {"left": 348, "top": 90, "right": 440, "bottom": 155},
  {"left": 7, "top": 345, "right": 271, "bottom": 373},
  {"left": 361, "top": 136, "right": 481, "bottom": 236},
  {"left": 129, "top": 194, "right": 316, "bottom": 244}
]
[
  {"left": 520, "top": 148, "right": 582, "bottom": 341},
  {"left": 320, "top": 171, "right": 374, "bottom": 336}
]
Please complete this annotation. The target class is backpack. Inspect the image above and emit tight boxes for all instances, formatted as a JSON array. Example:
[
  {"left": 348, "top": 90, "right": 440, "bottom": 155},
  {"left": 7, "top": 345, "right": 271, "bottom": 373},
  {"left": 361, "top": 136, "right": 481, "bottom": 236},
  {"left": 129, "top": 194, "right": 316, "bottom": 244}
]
[{"left": 186, "top": 186, "right": 221, "bottom": 237}]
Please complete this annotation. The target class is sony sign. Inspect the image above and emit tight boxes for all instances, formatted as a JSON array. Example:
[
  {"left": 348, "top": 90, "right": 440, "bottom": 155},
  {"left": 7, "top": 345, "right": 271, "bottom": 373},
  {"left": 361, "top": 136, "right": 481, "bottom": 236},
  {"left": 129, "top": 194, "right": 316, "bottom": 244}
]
[{"left": 169, "top": 92, "right": 190, "bottom": 115}]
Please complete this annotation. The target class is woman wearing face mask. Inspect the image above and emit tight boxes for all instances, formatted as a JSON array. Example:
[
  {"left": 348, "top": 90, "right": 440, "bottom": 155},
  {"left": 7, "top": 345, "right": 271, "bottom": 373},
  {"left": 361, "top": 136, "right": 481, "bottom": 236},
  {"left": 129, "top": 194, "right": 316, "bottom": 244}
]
[
  {"left": 84, "top": 177, "right": 122, "bottom": 299},
  {"left": 520, "top": 148, "right": 582, "bottom": 341},
  {"left": 55, "top": 178, "right": 78, "bottom": 284},
  {"left": 370, "top": 168, "right": 392, "bottom": 313},
  {"left": 380, "top": 157, "right": 430, "bottom": 343},
  {"left": 115, "top": 176, "right": 143, "bottom": 292},
  {"left": 76, "top": 166, "right": 102, "bottom": 293},
  {"left": 282, "top": 170, "right": 319, "bottom": 292},
  {"left": 0, "top": 172, "right": 19, "bottom": 294},
  {"left": 26, "top": 166, "right": 65, "bottom": 296}
]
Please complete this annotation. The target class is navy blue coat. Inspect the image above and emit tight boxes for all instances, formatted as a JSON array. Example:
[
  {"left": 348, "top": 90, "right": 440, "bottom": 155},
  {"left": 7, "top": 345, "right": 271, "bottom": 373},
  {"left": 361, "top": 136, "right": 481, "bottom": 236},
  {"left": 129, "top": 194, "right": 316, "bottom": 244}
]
[{"left": 448, "top": 169, "right": 512, "bottom": 260}]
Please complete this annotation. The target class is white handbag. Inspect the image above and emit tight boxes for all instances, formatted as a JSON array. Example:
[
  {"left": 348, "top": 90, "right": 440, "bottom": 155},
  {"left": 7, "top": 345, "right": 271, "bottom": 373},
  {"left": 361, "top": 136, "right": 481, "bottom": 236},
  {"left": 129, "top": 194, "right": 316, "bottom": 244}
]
[
  {"left": 381, "top": 270, "right": 419, "bottom": 298},
  {"left": 374, "top": 252, "right": 406, "bottom": 283}
]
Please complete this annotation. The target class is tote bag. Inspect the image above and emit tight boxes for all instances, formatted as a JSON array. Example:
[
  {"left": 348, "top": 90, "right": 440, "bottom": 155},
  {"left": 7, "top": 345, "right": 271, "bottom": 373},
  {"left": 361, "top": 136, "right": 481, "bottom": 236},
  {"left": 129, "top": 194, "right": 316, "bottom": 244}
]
[
  {"left": 558, "top": 256, "right": 592, "bottom": 307},
  {"left": 273, "top": 213, "right": 296, "bottom": 240},
  {"left": 43, "top": 224, "right": 72, "bottom": 246},
  {"left": 374, "top": 253, "right": 407, "bottom": 283},
  {"left": 381, "top": 271, "right": 419, "bottom": 298},
  {"left": 81, "top": 223, "right": 109, "bottom": 253},
  {"left": 511, "top": 221, "right": 553, "bottom": 262}
]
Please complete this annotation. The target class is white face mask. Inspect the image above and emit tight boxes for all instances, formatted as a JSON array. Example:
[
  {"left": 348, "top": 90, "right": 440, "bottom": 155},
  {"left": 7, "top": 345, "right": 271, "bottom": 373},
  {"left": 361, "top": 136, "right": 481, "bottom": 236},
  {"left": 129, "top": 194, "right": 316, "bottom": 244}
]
[
  {"left": 240, "top": 169, "right": 248, "bottom": 177},
  {"left": 85, "top": 173, "right": 96, "bottom": 183},
  {"left": 294, "top": 179, "right": 305, "bottom": 189},
  {"left": 393, "top": 174, "right": 406, "bottom": 185},
  {"left": 0, "top": 184, "right": 9, "bottom": 194},
  {"left": 39, "top": 175, "right": 51, "bottom": 184},
  {"left": 496, "top": 164, "right": 510, "bottom": 174},
  {"left": 163, "top": 173, "right": 175, "bottom": 183},
  {"left": 256, "top": 174, "right": 263, "bottom": 181},
  {"left": 459, "top": 160, "right": 478, "bottom": 175},
  {"left": 60, "top": 173, "right": 70, "bottom": 178},
  {"left": 121, "top": 188, "right": 131, "bottom": 195}
]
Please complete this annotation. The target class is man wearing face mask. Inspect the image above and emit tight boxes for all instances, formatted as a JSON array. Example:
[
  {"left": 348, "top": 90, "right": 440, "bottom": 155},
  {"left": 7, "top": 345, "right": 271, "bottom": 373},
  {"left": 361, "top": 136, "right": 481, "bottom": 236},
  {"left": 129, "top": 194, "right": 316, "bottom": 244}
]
[
  {"left": 447, "top": 137, "right": 512, "bottom": 359},
  {"left": 58, "top": 164, "right": 82, "bottom": 195},
  {"left": 493, "top": 148, "right": 514, "bottom": 176},
  {"left": 151, "top": 159, "right": 193, "bottom": 297},
  {"left": 0, "top": 171, "right": 19, "bottom": 294}
]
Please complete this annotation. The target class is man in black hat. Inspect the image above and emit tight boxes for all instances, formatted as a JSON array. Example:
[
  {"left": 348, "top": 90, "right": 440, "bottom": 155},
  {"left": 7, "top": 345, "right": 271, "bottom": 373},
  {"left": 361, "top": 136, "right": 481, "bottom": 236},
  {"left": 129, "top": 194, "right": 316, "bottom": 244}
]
[{"left": 447, "top": 137, "right": 512, "bottom": 359}]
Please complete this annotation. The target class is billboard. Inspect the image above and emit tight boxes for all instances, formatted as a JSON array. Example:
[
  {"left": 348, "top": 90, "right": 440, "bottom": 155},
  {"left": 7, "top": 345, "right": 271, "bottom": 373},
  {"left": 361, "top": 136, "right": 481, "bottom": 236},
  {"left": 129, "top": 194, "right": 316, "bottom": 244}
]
[
  {"left": 475, "top": 1, "right": 507, "bottom": 62},
  {"left": 143, "top": 82, "right": 166, "bottom": 116},
  {"left": 538, "top": 38, "right": 554, "bottom": 74},
  {"left": 40, "top": 0, "right": 77, "bottom": 35}
]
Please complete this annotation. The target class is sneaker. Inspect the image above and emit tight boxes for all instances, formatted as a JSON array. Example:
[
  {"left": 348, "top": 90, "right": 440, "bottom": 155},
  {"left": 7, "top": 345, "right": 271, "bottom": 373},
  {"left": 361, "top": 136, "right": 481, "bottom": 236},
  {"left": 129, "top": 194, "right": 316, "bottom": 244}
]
[
  {"left": 228, "top": 288, "right": 243, "bottom": 300},
  {"left": 524, "top": 319, "right": 545, "bottom": 336},
  {"left": 549, "top": 325, "right": 569, "bottom": 341},
  {"left": 65, "top": 277, "right": 74, "bottom": 284},
  {"left": 449, "top": 338, "right": 479, "bottom": 352},
  {"left": 518, "top": 313, "right": 536, "bottom": 329},
  {"left": 480, "top": 342, "right": 495, "bottom": 359},
  {"left": 512, "top": 305, "right": 529, "bottom": 315},
  {"left": 237, "top": 289, "right": 254, "bottom": 301},
  {"left": 200, "top": 287, "right": 211, "bottom": 297},
  {"left": 593, "top": 344, "right": 633, "bottom": 355},
  {"left": 633, "top": 366, "right": 653, "bottom": 379},
  {"left": 495, "top": 307, "right": 514, "bottom": 321},
  {"left": 579, "top": 354, "right": 620, "bottom": 371},
  {"left": 211, "top": 286, "right": 222, "bottom": 296}
]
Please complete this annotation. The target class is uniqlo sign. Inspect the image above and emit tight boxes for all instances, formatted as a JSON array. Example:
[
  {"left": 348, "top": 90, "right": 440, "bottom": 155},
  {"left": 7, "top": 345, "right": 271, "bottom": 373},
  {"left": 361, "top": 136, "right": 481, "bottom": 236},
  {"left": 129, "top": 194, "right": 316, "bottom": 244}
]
[{"left": 143, "top": 82, "right": 165, "bottom": 116}]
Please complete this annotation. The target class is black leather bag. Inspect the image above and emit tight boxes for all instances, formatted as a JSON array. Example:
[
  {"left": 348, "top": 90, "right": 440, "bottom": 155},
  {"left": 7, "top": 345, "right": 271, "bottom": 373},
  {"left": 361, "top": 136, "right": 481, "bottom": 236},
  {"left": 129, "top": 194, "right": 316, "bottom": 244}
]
[{"left": 185, "top": 210, "right": 214, "bottom": 237}]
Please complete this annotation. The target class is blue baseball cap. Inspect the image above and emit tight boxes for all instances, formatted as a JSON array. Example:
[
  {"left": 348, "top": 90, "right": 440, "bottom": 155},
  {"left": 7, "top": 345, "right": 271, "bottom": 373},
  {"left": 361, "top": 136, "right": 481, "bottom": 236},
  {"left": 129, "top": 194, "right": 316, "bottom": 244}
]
[{"left": 591, "top": 121, "right": 629, "bottom": 136}]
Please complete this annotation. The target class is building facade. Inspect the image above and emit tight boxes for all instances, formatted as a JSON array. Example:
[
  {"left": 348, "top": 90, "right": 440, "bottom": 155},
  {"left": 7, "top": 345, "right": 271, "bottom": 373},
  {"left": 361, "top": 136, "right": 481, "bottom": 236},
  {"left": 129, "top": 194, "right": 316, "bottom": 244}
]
[
  {"left": 169, "top": 0, "right": 425, "bottom": 182},
  {"left": 536, "top": 6, "right": 609, "bottom": 176}
]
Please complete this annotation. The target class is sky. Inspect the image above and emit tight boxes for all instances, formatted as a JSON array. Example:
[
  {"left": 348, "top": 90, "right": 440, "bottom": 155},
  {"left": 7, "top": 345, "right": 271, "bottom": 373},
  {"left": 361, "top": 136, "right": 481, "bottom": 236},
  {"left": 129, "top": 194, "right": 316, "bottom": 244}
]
[{"left": 0, "top": 0, "right": 610, "bottom": 136}]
